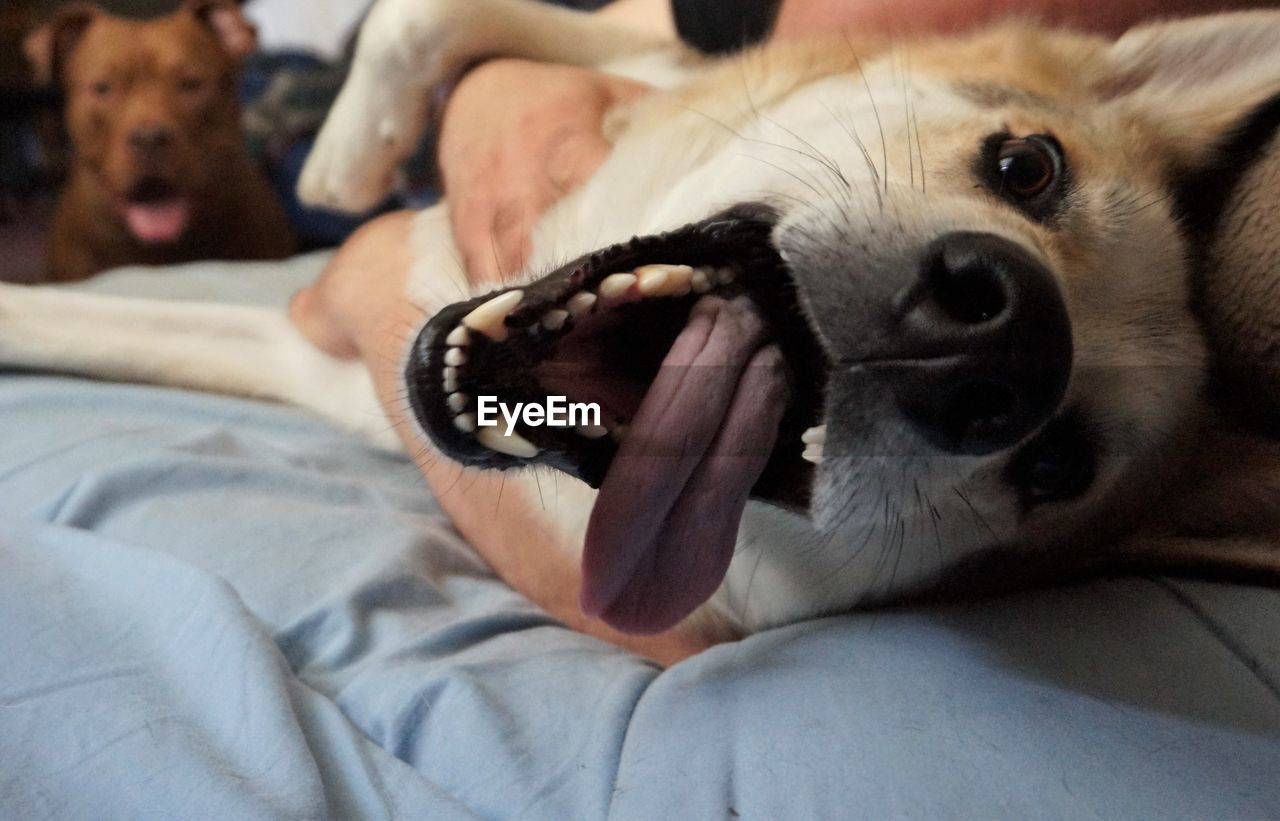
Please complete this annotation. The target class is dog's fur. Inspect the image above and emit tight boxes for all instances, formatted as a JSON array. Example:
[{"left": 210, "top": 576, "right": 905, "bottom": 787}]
[
  {"left": 3, "top": 0, "right": 1280, "bottom": 646},
  {"left": 27, "top": 0, "right": 295, "bottom": 281}
]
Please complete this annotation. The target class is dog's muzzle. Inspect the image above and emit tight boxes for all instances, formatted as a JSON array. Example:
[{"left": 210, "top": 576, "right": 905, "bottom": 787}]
[
  {"left": 403, "top": 213, "right": 1071, "bottom": 635},
  {"left": 404, "top": 205, "right": 828, "bottom": 634}
]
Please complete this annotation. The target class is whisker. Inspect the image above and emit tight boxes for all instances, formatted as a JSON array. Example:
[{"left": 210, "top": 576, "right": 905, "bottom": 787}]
[
  {"left": 821, "top": 101, "right": 883, "bottom": 210},
  {"left": 845, "top": 33, "right": 889, "bottom": 198}
]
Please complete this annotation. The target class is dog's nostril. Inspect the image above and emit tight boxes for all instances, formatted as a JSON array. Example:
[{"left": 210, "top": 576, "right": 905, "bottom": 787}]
[
  {"left": 893, "top": 231, "right": 1072, "bottom": 457},
  {"left": 927, "top": 253, "right": 1008, "bottom": 325},
  {"left": 940, "top": 379, "right": 1019, "bottom": 450}
]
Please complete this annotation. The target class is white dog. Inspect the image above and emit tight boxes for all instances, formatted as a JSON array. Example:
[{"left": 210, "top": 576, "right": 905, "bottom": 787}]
[{"left": 3, "top": 0, "right": 1280, "bottom": 652}]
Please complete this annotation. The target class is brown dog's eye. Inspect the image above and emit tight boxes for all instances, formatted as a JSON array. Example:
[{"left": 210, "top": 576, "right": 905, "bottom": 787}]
[
  {"left": 996, "top": 138, "right": 1057, "bottom": 198},
  {"left": 91, "top": 80, "right": 112, "bottom": 96}
]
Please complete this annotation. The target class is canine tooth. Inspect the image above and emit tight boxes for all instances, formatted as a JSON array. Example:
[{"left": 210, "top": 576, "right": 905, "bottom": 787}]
[
  {"left": 802, "top": 443, "right": 824, "bottom": 464},
  {"left": 454, "top": 413, "right": 477, "bottom": 434},
  {"left": 636, "top": 264, "right": 694, "bottom": 297},
  {"left": 444, "top": 347, "right": 467, "bottom": 367},
  {"left": 802, "top": 425, "right": 827, "bottom": 445},
  {"left": 477, "top": 428, "right": 539, "bottom": 458},
  {"left": 542, "top": 309, "right": 569, "bottom": 331},
  {"left": 445, "top": 325, "right": 470, "bottom": 347},
  {"left": 598, "top": 273, "right": 637, "bottom": 298},
  {"left": 443, "top": 366, "right": 459, "bottom": 393},
  {"left": 691, "top": 268, "right": 712, "bottom": 293},
  {"left": 576, "top": 424, "right": 609, "bottom": 439},
  {"left": 567, "top": 292, "right": 597, "bottom": 316},
  {"left": 715, "top": 267, "right": 737, "bottom": 285},
  {"left": 447, "top": 392, "right": 469, "bottom": 413},
  {"left": 462, "top": 289, "right": 524, "bottom": 342}
]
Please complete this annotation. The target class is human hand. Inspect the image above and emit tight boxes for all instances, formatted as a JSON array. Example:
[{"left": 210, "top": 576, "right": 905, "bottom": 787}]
[{"left": 438, "top": 59, "right": 651, "bottom": 283}]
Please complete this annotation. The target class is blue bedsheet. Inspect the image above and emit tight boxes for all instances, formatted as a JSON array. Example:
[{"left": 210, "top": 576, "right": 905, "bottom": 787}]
[{"left": 2, "top": 260, "right": 1278, "bottom": 818}]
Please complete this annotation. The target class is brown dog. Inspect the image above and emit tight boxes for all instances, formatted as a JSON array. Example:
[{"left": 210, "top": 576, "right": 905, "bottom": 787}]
[{"left": 26, "top": 0, "right": 295, "bottom": 282}]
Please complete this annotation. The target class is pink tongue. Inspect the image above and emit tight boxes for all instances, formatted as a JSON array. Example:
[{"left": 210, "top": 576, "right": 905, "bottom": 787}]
[
  {"left": 124, "top": 200, "right": 191, "bottom": 245},
  {"left": 580, "top": 295, "right": 791, "bottom": 634}
]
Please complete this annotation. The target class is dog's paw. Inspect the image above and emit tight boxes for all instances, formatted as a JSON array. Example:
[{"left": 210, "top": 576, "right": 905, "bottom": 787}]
[
  {"left": 298, "top": 0, "right": 468, "bottom": 212},
  {"left": 297, "top": 71, "right": 426, "bottom": 212}
]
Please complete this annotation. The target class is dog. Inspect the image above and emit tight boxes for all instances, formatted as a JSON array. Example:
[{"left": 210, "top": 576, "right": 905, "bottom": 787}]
[
  {"left": 2, "top": 0, "right": 1280, "bottom": 657},
  {"left": 25, "top": 0, "right": 295, "bottom": 282}
]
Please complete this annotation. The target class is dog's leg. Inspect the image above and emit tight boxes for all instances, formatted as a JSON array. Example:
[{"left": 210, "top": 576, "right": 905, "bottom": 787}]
[
  {"left": 298, "top": 0, "right": 668, "bottom": 212},
  {"left": 0, "top": 283, "right": 399, "bottom": 451}
]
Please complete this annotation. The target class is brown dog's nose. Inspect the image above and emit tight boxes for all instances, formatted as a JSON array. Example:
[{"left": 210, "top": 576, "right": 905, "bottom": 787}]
[
  {"left": 129, "top": 126, "right": 175, "bottom": 155},
  {"left": 891, "top": 232, "right": 1073, "bottom": 456}
]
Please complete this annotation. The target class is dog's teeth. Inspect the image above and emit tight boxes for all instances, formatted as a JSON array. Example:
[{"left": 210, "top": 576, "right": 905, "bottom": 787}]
[
  {"left": 443, "top": 366, "right": 459, "bottom": 393},
  {"left": 445, "top": 325, "right": 470, "bottom": 347},
  {"left": 691, "top": 268, "right": 713, "bottom": 293},
  {"left": 599, "top": 273, "right": 637, "bottom": 298},
  {"left": 576, "top": 423, "right": 609, "bottom": 439},
  {"left": 477, "top": 428, "right": 539, "bottom": 459},
  {"left": 801, "top": 425, "right": 826, "bottom": 445},
  {"left": 462, "top": 289, "right": 524, "bottom": 342},
  {"left": 636, "top": 264, "right": 694, "bottom": 297},
  {"left": 635, "top": 266, "right": 669, "bottom": 295},
  {"left": 454, "top": 413, "right": 477, "bottom": 434},
  {"left": 444, "top": 347, "right": 467, "bottom": 367},
  {"left": 802, "top": 443, "right": 824, "bottom": 464},
  {"left": 567, "top": 292, "right": 597, "bottom": 316},
  {"left": 715, "top": 267, "right": 737, "bottom": 285},
  {"left": 542, "top": 309, "right": 570, "bottom": 331},
  {"left": 447, "top": 392, "right": 469, "bottom": 413}
]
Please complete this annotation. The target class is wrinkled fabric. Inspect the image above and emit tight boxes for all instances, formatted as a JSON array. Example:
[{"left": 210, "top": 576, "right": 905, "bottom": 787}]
[{"left": 1, "top": 260, "right": 1277, "bottom": 819}]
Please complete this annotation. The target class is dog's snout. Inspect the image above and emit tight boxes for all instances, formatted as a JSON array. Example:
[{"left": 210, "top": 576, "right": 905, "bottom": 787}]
[
  {"left": 129, "top": 126, "right": 175, "bottom": 156},
  {"left": 893, "top": 231, "right": 1072, "bottom": 456}
]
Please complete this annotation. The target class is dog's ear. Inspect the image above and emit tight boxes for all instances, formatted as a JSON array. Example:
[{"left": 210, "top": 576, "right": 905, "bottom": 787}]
[
  {"left": 1196, "top": 126, "right": 1280, "bottom": 433},
  {"left": 186, "top": 0, "right": 258, "bottom": 62},
  {"left": 1096, "top": 12, "right": 1280, "bottom": 164},
  {"left": 24, "top": 3, "right": 100, "bottom": 88},
  {"left": 1109, "top": 426, "right": 1280, "bottom": 586},
  {"left": 1098, "top": 13, "right": 1280, "bottom": 434}
]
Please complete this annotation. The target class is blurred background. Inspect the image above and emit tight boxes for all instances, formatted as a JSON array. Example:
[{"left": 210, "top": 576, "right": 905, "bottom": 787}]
[{"left": 0, "top": 0, "right": 607, "bottom": 282}]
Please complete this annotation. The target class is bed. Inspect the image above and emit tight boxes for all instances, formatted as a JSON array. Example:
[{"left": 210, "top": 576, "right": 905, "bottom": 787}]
[{"left": 2, "top": 255, "right": 1278, "bottom": 819}]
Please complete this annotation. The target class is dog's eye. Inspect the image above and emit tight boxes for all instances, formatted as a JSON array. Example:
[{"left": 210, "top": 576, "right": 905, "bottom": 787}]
[
  {"left": 90, "top": 80, "right": 112, "bottom": 97},
  {"left": 978, "top": 133, "right": 1068, "bottom": 221},
  {"left": 996, "top": 138, "right": 1058, "bottom": 198},
  {"left": 179, "top": 76, "right": 207, "bottom": 93},
  {"left": 1005, "top": 414, "right": 1095, "bottom": 508}
]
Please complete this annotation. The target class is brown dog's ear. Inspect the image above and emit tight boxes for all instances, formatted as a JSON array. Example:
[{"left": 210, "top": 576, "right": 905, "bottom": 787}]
[
  {"left": 186, "top": 0, "right": 258, "bottom": 62},
  {"left": 24, "top": 3, "right": 100, "bottom": 87}
]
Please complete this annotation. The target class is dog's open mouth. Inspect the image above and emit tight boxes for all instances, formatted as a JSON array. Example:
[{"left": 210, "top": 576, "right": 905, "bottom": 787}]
[
  {"left": 406, "top": 205, "right": 829, "bottom": 632},
  {"left": 120, "top": 178, "right": 192, "bottom": 245}
]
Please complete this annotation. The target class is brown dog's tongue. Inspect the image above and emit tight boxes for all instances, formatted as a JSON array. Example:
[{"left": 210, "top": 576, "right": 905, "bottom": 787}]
[
  {"left": 580, "top": 295, "right": 790, "bottom": 634},
  {"left": 124, "top": 201, "right": 191, "bottom": 245}
]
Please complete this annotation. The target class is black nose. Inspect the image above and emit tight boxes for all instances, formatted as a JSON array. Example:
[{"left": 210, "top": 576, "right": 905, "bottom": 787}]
[
  {"left": 892, "top": 231, "right": 1072, "bottom": 455},
  {"left": 129, "top": 126, "right": 174, "bottom": 155}
]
